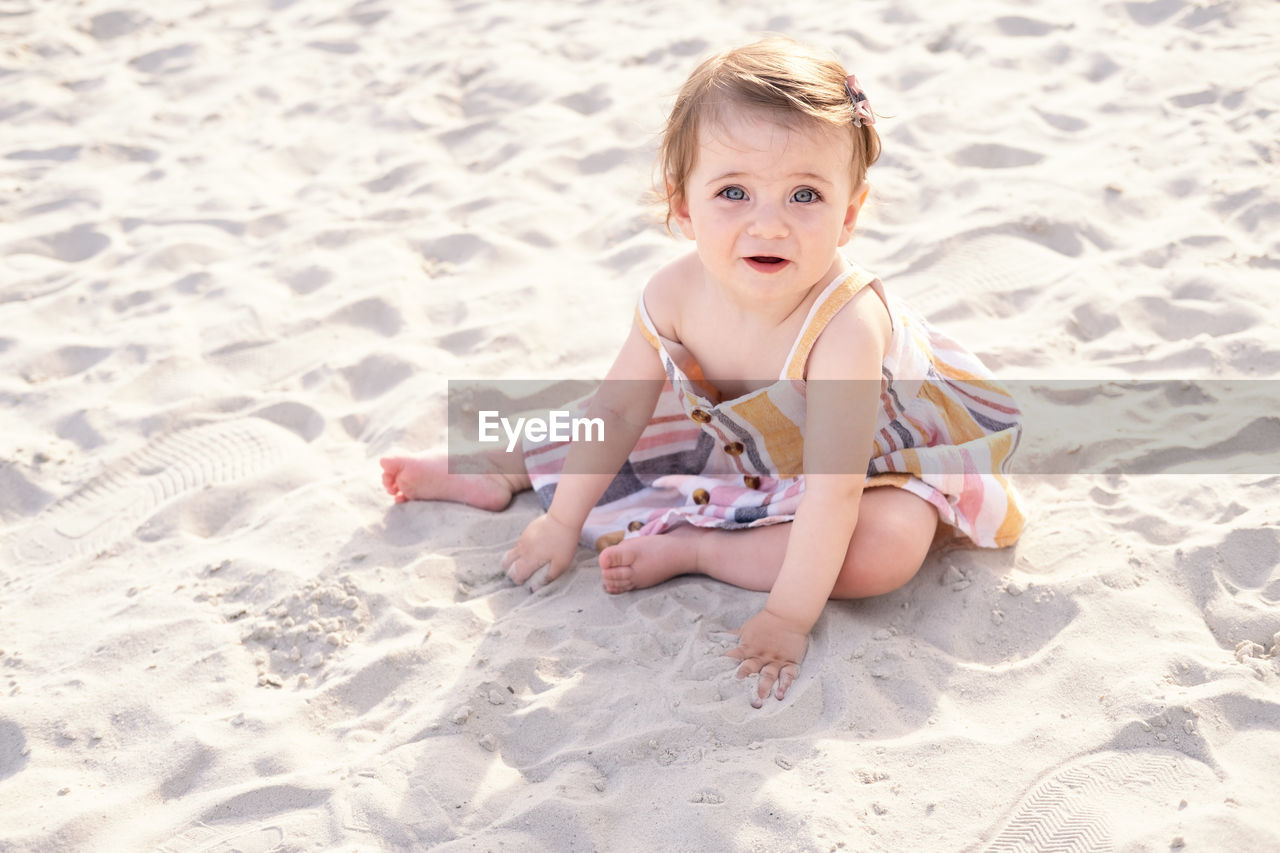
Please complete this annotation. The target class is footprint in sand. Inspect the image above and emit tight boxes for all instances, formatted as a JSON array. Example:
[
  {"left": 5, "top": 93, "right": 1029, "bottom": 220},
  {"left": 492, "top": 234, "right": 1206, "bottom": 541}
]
[
  {"left": 5, "top": 419, "right": 301, "bottom": 568},
  {"left": 1122, "top": 0, "right": 1185, "bottom": 27},
  {"left": 892, "top": 231, "right": 1076, "bottom": 321},
  {"left": 157, "top": 796, "right": 326, "bottom": 853},
  {"left": 0, "top": 718, "right": 28, "bottom": 782},
  {"left": 128, "top": 43, "right": 199, "bottom": 75},
  {"left": 20, "top": 344, "right": 113, "bottom": 382},
  {"left": 81, "top": 10, "right": 150, "bottom": 41},
  {"left": 556, "top": 84, "right": 612, "bottom": 116},
  {"left": 8, "top": 222, "right": 111, "bottom": 264},
  {"left": 950, "top": 143, "right": 1045, "bottom": 169},
  {"left": 327, "top": 296, "right": 403, "bottom": 337},
  {"left": 155, "top": 823, "right": 286, "bottom": 853},
  {"left": 978, "top": 749, "right": 1216, "bottom": 852}
]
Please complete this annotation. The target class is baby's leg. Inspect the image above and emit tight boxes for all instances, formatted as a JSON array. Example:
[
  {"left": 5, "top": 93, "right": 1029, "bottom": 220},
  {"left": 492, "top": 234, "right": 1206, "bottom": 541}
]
[
  {"left": 380, "top": 449, "right": 531, "bottom": 511},
  {"left": 599, "top": 487, "right": 938, "bottom": 597}
]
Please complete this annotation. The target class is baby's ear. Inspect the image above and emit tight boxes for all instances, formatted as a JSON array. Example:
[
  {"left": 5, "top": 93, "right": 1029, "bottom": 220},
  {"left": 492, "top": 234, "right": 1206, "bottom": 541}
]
[
  {"left": 667, "top": 182, "right": 695, "bottom": 240},
  {"left": 838, "top": 181, "right": 870, "bottom": 246}
]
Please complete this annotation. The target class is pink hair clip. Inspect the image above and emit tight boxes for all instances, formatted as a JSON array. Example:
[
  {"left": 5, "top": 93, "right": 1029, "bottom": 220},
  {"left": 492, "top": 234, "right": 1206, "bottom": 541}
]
[{"left": 845, "top": 74, "right": 875, "bottom": 127}]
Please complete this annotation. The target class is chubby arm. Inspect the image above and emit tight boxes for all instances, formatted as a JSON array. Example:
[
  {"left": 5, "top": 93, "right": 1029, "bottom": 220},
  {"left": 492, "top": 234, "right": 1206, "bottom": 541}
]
[
  {"left": 544, "top": 319, "right": 667, "bottom": 530},
  {"left": 502, "top": 286, "right": 669, "bottom": 585},
  {"left": 729, "top": 285, "right": 891, "bottom": 700}
]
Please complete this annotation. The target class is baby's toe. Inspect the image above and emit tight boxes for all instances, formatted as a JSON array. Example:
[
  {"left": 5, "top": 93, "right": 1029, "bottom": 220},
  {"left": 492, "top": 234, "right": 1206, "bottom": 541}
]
[
  {"left": 601, "top": 566, "right": 634, "bottom": 593},
  {"left": 598, "top": 544, "right": 627, "bottom": 569}
]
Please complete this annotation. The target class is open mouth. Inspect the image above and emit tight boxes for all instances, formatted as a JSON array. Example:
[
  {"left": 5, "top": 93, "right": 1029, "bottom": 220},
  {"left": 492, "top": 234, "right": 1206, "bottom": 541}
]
[{"left": 745, "top": 256, "right": 790, "bottom": 272}]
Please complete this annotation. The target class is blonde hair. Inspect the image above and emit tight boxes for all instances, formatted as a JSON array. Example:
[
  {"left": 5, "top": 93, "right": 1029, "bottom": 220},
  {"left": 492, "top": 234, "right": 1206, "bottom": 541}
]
[{"left": 658, "top": 37, "right": 882, "bottom": 232}]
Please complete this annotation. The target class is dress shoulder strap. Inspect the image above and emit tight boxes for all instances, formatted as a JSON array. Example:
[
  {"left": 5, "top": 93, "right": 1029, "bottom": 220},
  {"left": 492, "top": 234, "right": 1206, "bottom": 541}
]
[
  {"left": 634, "top": 294, "right": 662, "bottom": 352},
  {"left": 780, "top": 263, "right": 879, "bottom": 380}
]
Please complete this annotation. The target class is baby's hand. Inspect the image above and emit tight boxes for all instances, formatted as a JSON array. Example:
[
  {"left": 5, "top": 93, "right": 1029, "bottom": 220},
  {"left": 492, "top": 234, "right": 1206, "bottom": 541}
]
[
  {"left": 501, "top": 512, "right": 580, "bottom": 588},
  {"left": 726, "top": 608, "right": 809, "bottom": 707}
]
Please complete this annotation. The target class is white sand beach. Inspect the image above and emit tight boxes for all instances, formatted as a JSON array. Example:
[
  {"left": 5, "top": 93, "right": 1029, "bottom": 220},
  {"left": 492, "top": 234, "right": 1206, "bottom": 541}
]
[{"left": 2, "top": 0, "right": 1279, "bottom": 850}]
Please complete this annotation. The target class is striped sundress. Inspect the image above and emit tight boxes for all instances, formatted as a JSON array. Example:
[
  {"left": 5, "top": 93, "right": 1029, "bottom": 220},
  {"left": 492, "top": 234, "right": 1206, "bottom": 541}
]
[{"left": 523, "top": 262, "right": 1026, "bottom": 552}]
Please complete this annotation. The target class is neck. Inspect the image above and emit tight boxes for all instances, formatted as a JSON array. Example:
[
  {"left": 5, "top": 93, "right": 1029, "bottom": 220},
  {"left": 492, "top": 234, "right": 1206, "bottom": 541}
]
[{"left": 707, "top": 255, "right": 849, "bottom": 326}]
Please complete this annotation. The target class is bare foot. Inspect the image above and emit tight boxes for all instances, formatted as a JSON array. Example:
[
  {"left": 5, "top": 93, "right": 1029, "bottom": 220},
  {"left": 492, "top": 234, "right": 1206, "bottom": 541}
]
[
  {"left": 380, "top": 455, "right": 525, "bottom": 511},
  {"left": 598, "top": 528, "right": 703, "bottom": 593}
]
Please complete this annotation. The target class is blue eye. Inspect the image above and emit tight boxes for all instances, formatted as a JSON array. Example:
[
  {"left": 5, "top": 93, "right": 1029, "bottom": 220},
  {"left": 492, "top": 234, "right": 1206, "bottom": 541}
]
[
  {"left": 719, "top": 186, "right": 746, "bottom": 201},
  {"left": 792, "top": 188, "right": 819, "bottom": 203}
]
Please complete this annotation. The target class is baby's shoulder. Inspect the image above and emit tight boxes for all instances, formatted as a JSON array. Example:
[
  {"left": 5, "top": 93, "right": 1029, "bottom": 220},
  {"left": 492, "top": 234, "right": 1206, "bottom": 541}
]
[
  {"left": 639, "top": 251, "right": 700, "bottom": 341},
  {"left": 807, "top": 281, "right": 893, "bottom": 378}
]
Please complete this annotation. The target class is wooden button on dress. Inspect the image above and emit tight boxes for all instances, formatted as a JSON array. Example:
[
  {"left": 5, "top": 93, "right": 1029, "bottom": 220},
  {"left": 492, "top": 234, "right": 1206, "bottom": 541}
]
[
  {"left": 594, "top": 530, "right": 625, "bottom": 551},
  {"left": 690, "top": 408, "right": 712, "bottom": 424},
  {"left": 692, "top": 488, "right": 710, "bottom": 505},
  {"left": 743, "top": 475, "right": 761, "bottom": 489},
  {"left": 724, "top": 441, "right": 744, "bottom": 455}
]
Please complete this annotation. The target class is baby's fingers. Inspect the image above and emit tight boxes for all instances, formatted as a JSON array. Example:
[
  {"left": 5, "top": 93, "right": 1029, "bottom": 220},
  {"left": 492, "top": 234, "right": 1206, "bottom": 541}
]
[
  {"left": 754, "top": 663, "right": 783, "bottom": 705},
  {"left": 733, "top": 656, "right": 763, "bottom": 679},
  {"left": 501, "top": 548, "right": 541, "bottom": 584},
  {"left": 543, "top": 556, "right": 571, "bottom": 582},
  {"left": 774, "top": 665, "right": 798, "bottom": 700},
  {"left": 725, "top": 640, "right": 761, "bottom": 663},
  {"left": 506, "top": 559, "right": 536, "bottom": 584}
]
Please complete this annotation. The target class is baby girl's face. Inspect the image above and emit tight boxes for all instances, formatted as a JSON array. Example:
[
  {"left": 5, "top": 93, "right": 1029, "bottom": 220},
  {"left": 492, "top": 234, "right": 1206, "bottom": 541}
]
[{"left": 673, "top": 106, "right": 864, "bottom": 305}]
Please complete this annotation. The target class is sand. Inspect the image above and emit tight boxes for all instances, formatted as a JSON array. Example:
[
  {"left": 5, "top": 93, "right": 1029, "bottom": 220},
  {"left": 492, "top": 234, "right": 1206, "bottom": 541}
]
[{"left": 2, "top": 0, "right": 1279, "bottom": 850}]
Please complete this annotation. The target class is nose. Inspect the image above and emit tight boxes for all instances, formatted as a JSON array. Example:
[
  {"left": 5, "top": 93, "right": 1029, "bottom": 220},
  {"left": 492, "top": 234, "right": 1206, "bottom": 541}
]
[{"left": 746, "top": 202, "right": 788, "bottom": 240}]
